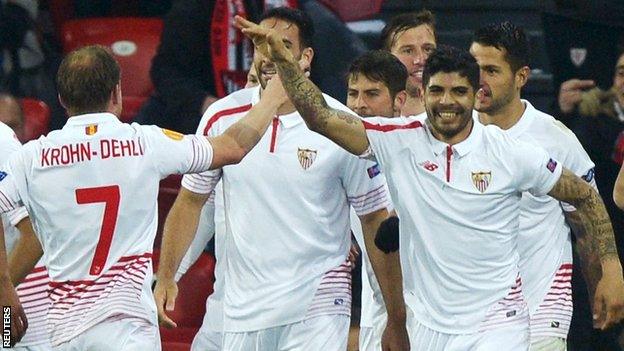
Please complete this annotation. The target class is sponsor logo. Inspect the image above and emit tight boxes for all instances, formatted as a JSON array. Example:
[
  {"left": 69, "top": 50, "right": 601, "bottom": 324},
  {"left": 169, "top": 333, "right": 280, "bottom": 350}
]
[
  {"left": 551, "top": 321, "right": 560, "bottom": 328},
  {"left": 334, "top": 298, "right": 344, "bottom": 306},
  {"left": 547, "top": 158, "right": 558, "bottom": 173},
  {"left": 419, "top": 160, "right": 438, "bottom": 172},
  {"left": 85, "top": 124, "right": 98, "bottom": 135},
  {"left": 582, "top": 168, "right": 595, "bottom": 183},
  {"left": 570, "top": 48, "right": 587, "bottom": 67},
  {"left": 367, "top": 163, "right": 381, "bottom": 178},
  {"left": 0, "top": 171, "right": 6, "bottom": 182},
  {"left": 471, "top": 171, "right": 492, "bottom": 193},
  {"left": 297, "top": 148, "right": 317, "bottom": 170},
  {"left": 506, "top": 310, "right": 516, "bottom": 318},
  {"left": 162, "top": 128, "right": 184, "bottom": 141}
]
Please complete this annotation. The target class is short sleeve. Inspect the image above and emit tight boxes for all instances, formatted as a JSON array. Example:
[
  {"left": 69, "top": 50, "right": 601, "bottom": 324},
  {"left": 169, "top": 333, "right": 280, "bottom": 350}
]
[
  {"left": 559, "top": 137, "right": 596, "bottom": 212},
  {"left": 512, "top": 139, "right": 563, "bottom": 196},
  {"left": 362, "top": 116, "right": 425, "bottom": 165},
  {"left": 139, "top": 125, "right": 214, "bottom": 177},
  {"left": 0, "top": 155, "right": 24, "bottom": 213},
  {"left": 342, "top": 154, "right": 390, "bottom": 216}
]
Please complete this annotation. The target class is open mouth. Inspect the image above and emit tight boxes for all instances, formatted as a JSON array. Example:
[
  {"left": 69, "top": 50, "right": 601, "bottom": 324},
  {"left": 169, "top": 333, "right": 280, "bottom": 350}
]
[
  {"left": 261, "top": 66, "right": 277, "bottom": 81},
  {"left": 437, "top": 111, "right": 461, "bottom": 120}
]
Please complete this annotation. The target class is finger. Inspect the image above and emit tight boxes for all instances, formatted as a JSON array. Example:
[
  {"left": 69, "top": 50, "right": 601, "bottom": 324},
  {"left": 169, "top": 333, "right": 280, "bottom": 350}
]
[
  {"left": 165, "top": 289, "right": 177, "bottom": 311},
  {"left": 602, "top": 306, "right": 615, "bottom": 330},
  {"left": 12, "top": 311, "right": 24, "bottom": 342},
  {"left": 593, "top": 294, "right": 604, "bottom": 328},
  {"left": 233, "top": 15, "right": 255, "bottom": 30},
  {"left": 17, "top": 305, "right": 28, "bottom": 340},
  {"left": 158, "top": 311, "right": 178, "bottom": 329}
]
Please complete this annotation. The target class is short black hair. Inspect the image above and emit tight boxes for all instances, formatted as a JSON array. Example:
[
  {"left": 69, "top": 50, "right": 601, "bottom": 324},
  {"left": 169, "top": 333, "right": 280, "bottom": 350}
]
[
  {"left": 380, "top": 10, "right": 436, "bottom": 51},
  {"left": 472, "top": 21, "right": 529, "bottom": 72},
  {"left": 260, "top": 7, "right": 314, "bottom": 49},
  {"left": 422, "top": 45, "right": 479, "bottom": 93},
  {"left": 347, "top": 50, "right": 407, "bottom": 98},
  {"left": 57, "top": 45, "right": 120, "bottom": 114}
]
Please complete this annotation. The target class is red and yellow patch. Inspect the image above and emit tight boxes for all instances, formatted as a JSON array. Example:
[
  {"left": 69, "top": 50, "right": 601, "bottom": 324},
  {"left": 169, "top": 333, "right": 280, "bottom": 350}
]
[
  {"left": 161, "top": 128, "right": 184, "bottom": 141},
  {"left": 85, "top": 124, "right": 98, "bottom": 135}
]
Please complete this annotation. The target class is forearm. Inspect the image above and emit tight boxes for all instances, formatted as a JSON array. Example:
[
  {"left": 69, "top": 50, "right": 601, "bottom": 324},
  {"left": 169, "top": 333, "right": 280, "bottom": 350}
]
[
  {"left": 361, "top": 213, "right": 406, "bottom": 321},
  {"left": 8, "top": 218, "right": 42, "bottom": 286},
  {"left": 158, "top": 191, "right": 206, "bottom": 281},
  {"left": 0, "top": 221, "right": 10, "bottom": 282},
  {"left": 614, "top": 162, "right": 624, "bottom": 209},
  {"left": 566, "top": 211, "right": 602, "bottom": 299},
  {"left": 274, "top": 57, "right": 369, "bottom": 155},
  {"left": 176, "top": 204, "right": 215, "bottom": 281}
]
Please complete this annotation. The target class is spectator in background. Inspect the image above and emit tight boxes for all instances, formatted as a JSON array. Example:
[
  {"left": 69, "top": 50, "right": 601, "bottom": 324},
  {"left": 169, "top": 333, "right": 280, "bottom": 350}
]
[
  {"left": 134, "top": 0, "right": 296, "bottom": 134},
  {"left": 0, "top": 93, "right": 24, "bottom": 140},
  {"left": 558, "top": 49, "right": 624, "bottom": 351}
]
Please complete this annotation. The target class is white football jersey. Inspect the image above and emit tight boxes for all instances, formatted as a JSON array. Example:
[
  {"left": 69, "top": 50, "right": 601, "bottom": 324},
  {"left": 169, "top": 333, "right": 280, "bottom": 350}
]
[
  {"left": 364, "top": 115, "right": 562, "bottom": 333},
  {"left": 0, "top": 113, "right": 214, "bottom": 346},
  {"left": 182, "top": 87, "right": 390, "bottom": 332},
  {"left": 480, "top": 100, "right": 594, "bottom": 338}
]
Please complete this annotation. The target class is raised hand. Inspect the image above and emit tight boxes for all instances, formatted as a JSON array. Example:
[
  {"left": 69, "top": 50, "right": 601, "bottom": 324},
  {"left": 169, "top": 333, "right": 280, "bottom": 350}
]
[{"left": 234, "top": 15, "right": 294, "bottom": 63}]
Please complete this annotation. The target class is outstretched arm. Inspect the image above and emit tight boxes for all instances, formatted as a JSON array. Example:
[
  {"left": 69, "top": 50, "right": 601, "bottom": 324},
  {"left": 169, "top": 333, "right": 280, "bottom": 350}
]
[
  {"left": 208, "top": 74, "right": 288, "bottom": 169},
  {"left": 234, "top": 16, "right": 370, "bottom": 156},
  {"left": 549, "top": 168, "right": 624, "bottom": 329},
  {"left": 0, "top": 221, "right": 28, "bottom": 346}
]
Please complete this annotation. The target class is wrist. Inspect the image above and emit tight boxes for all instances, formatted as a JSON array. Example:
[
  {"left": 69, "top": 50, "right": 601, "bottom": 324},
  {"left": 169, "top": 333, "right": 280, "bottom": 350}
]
[{"left": 601, "top": 256, "right": 623, "bottom": 276}]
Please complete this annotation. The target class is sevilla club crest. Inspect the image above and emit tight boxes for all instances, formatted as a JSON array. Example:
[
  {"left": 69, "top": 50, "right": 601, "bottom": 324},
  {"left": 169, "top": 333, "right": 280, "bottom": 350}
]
[
  {"left": 297, "top": 148, "right": 317, "bottom": 170},
  {"left": 471, "top": 171, "right": 492, "bottom": 193}
]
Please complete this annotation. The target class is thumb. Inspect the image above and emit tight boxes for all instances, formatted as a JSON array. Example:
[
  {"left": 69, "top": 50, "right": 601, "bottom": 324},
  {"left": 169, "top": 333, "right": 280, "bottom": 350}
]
[
  {"left": 593, "top": 291, "right": 604, "bottom": 327},
  {"left": 165, "top": 287, "right": 177, "bottom": 311}
]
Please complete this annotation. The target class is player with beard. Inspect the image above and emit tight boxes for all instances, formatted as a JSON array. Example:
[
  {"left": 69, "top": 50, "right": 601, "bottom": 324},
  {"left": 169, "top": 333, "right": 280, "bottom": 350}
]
[
  {"left": 471, "top": 22, "right": 624, "bottom": 350},
  {"left": 345, "top": 50, "right": 406, "bottom": 351},
  {"left": 236, "top": 16, "right": 624, "bottom": 349},
  {"left": 380, "top": 10, "right": 436, "bottom": 117},
  {"left": 155, "top": 7, "right": 390, "bottom": 351}
]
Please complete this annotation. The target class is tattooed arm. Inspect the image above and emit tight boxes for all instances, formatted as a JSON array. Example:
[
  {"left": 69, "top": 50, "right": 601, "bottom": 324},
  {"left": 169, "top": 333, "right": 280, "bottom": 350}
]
[
  {"left": 234, "top": 16, "right": 370, "bottom": 156},
  {"left": 549, "top": 168, "right": 624, "bottom": 329}
]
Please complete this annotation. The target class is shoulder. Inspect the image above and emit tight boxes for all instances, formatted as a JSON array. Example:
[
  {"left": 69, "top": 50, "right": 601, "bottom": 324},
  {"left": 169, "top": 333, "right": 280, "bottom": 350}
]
[
  {"left": 362, "top": 115, "right": 425, "bottom": 132},
  {"left": 0, "top": 122, "right": 20, "bottom": 151},
  {"left": 195, "top": 88, "right": 255, "bottom": 135},
  {"left": 523, "top": 107, "right": 587, "bottom": 155}
]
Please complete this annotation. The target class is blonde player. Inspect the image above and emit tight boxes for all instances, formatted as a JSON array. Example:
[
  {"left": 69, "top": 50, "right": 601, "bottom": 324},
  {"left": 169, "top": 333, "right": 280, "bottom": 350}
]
[
  {"left": 236, "top": 19, "right": 624, "bottom": 350},
  {"left": 0, "top": 121, "right": 52, "bottom": 351},
  {"left": 380, "top": 10, "right": 436, "bottom": 116},
  {"left": 345, "top": 50, "right": 406, "bottom": 351},
  {"left": 155, "top": 7, "right": 390, "bottom": 351},
  {"left": 471, "top": 22, "right": 624, "bottom": 350},
  {"left": 0, "top": 44, "right": 290, "bottom": 351}
]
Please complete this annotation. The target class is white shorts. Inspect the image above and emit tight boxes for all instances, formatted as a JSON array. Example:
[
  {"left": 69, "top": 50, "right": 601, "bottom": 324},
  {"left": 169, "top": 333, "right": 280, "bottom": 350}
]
[
  {"left": 223, "top": 314, "right": 349, "bottom": 351},
  {"left": 55, "top": 316, "right": 160, "bottom": 351},
  {"left": 191, "top": 329, "right": 222, "bottom": 351},
  {"left": 408, "top": 319, "right": 529, "bottom": 351},
  {"left": 530, "top": 336, "right": 566, "bottom": 351},
  {"left": 359, "top": 319, "right": 385, "bottom": 351}
]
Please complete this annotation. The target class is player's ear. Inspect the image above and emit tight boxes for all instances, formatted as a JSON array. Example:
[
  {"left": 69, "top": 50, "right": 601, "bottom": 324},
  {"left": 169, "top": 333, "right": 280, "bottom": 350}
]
[
  {"left": 58, "top": 94, "right": 68, "bottom": 111},
  {"left": 300, "top": 47, "right": 314, "bottom": 72},
  {"left": 394, "top": 90, "right": 407, "bottom": 116},
  {"left": 515, "top": 66, "right": 530, "bottom": 89}
]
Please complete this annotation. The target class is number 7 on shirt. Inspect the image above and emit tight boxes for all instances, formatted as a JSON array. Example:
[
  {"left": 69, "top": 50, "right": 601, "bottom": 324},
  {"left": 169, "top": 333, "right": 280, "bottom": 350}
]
[{"left": 75, "top": 185, "right": 121, "bottom": 276}]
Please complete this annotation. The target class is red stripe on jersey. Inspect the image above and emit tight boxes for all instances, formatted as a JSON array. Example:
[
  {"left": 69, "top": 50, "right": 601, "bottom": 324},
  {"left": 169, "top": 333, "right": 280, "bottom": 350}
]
[
  {"left": 362, "top": 120, "right": 423, "bottom": 132},
  {"left": 203, "top": 104, "right": 253, "bottom": 136}
]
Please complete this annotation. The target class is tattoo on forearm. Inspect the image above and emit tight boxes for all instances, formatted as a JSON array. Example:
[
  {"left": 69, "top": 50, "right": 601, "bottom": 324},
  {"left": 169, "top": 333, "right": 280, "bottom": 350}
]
[
  {"left": 276, "top": 59, "right": 360, "bottom": 132},
  {"left": 553, "top": 170, "right": 620, "bottom": 263},
  {"left": 566, "top": 211, "right": 602, "bottom": 298}
]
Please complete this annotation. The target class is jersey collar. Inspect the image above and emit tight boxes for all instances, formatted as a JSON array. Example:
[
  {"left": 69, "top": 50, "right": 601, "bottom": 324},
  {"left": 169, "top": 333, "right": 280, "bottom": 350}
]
[
  {"left": 426, "top": 111, "right": 483, "bottom": 158},
  {"left": 506, "top": 100, "right": 535, "bottom": 139},
  {"left": 251, "top": 85, "right": 303, "bottom": 129},
  {"left": 63, "top": 113, "right": 120, "bottom": 129}
]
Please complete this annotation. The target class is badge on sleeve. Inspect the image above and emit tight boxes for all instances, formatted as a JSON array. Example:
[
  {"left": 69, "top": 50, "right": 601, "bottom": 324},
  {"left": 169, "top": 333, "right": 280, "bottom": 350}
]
[
  {"left": 162, "top": 128, "right": 184, "bottom": 141},
  {"left": 367, "top": 163, "right": 381, "bottom": 178},
  {"left": 546, "top": 158, "right": 558, "bottom": 173},
  {"left": 0, "top": 171, "right": 7, "bottom": 181},
  {"left": 85, "top": 124, "right": 98, "bottom": 135},
  {"left": 581, "top": 168, "right": 595, "bottom": 183}
]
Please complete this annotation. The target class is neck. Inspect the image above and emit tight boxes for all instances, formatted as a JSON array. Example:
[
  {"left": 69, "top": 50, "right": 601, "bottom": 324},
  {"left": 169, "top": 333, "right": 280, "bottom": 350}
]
[
  {"left": 259, "top": 87, "right": 296, "bottom": 115},
  {"left": 478, "top": 98, "right": 525, "bottom": 130},
  {"left": 401, "top": 95, "right": 425, "bottom": 116},
  {"left": 428, "top": 118, "right": 474, "bottom": 146}
]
